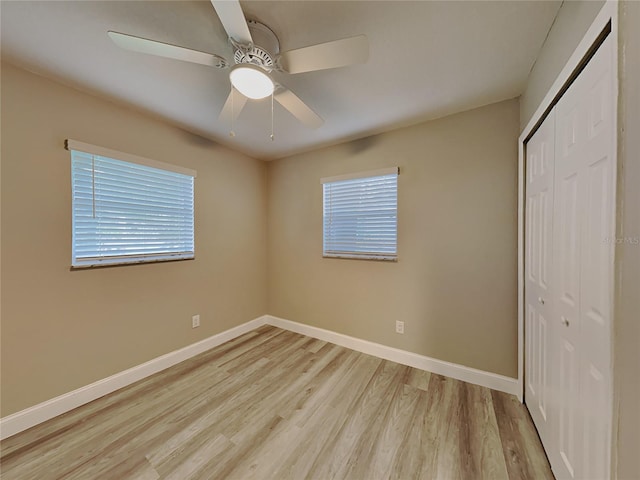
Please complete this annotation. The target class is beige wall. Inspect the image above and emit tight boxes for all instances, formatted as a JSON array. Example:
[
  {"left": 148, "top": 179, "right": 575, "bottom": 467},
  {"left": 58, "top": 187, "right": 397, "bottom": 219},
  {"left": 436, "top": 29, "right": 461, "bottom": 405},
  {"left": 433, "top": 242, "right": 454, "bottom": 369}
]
[
  {"left": 0, "top": 63, "right": 268, "bottom": 416},
  {"left": 520, "top": 0, "right": 605, "bottom": 129},
  {"left": 614, "top": 3, "right": 640, "bottom": 479},
  {"left": 267, "top": 99, "right": 520, "bottom": 378}
]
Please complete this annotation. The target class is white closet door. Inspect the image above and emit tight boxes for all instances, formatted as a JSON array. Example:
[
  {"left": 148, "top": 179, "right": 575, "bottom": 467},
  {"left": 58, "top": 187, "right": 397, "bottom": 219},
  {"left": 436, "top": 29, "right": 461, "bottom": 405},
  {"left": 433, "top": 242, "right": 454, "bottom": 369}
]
[
  {"left": 552, "top": 34, "right": 614, "bottom": 480},
  {"left": 524, "top": 109, "right": 555, "bottom": 447}
]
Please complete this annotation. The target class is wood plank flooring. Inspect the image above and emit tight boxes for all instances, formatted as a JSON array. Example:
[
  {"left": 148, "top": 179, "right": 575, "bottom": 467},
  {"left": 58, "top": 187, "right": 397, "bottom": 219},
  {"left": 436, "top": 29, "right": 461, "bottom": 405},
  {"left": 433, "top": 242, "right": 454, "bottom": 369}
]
[{"left": 0, "top": 326, "right": 554, "bottom": 479}]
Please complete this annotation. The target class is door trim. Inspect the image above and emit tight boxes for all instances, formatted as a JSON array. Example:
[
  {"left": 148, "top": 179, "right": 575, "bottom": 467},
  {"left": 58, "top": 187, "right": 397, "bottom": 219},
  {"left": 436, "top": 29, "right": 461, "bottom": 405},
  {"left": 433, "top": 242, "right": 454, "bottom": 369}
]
[{"left": 517, "top": 0, "right": 618, "bottom": 404}]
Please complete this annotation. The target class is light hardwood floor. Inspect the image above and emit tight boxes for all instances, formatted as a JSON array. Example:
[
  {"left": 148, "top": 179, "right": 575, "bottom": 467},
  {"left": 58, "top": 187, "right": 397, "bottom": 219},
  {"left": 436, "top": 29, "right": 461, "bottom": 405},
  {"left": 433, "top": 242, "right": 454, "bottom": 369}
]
[{"left": 0, "top": 326, "right": 554, "bottom": 479}]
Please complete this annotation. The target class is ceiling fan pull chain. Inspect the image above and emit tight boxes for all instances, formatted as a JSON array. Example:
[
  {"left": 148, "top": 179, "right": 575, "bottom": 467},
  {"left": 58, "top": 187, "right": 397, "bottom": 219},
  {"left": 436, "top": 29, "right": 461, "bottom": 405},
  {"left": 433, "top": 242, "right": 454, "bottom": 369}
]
[
  {"left": 230, "top": 87, "right": 236, "bottom": 137},
  {"left": 270, "top": 92, "right": 275, "bottom": 141}
]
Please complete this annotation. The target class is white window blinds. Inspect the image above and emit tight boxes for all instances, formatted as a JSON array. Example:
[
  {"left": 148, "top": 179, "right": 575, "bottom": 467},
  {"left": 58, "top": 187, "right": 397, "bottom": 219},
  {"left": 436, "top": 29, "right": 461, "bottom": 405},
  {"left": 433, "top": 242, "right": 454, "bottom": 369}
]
[
  {"left": 68, "top": 140, "right": 195, "bottom": 268},
  {"left": 322, "top": 168, "right": 398, "bottom": 261}
]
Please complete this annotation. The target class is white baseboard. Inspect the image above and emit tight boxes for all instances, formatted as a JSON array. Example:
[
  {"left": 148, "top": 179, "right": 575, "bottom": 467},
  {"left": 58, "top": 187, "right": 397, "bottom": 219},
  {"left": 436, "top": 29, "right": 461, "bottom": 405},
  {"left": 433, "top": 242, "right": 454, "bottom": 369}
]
[
  {"left": 0, "top": 316, "right": 268, "bottom": 440},
  {"left": 264, "top": 315, "right": 519, "bottom": 396},
  {"left": 1, "top": 313, "right": 518, "bottom": 440}
]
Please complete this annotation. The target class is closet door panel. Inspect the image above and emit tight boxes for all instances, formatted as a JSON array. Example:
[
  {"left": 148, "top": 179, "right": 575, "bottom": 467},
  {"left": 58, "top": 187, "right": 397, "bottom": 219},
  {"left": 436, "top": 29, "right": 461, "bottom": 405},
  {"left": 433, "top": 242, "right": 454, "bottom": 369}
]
[
  {"left": 524, "top": 109, "right": 555, "bottom": 448},
  {"left": 551, "top": 34, "right": 614, "bottom": 480},
  {"left": 553, "top": 80, "right": 585, "bottom": 478},
  {"left": 579, "top": 34, "right": 615, "bottom": 480}
]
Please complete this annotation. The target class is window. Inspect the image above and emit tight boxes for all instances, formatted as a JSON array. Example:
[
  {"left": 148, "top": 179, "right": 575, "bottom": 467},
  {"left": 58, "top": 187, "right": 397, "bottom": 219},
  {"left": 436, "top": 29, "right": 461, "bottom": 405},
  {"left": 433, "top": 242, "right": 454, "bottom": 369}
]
[
  {"left": 322, "top": 167, "right": 398, "bottom": 261},
  {"left": 67, "top": 140, "right": 196, "bottom": 268}
]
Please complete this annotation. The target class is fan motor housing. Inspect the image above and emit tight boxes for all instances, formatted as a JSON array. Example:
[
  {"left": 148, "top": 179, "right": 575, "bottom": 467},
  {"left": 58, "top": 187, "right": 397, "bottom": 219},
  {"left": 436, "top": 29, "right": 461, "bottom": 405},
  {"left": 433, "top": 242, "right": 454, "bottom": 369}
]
[
  {"left": 233, "top": 46, "right": 274, "bottom": 68},
  {"left": 233, "top": 19, "right": 280, "bottom": 69}
]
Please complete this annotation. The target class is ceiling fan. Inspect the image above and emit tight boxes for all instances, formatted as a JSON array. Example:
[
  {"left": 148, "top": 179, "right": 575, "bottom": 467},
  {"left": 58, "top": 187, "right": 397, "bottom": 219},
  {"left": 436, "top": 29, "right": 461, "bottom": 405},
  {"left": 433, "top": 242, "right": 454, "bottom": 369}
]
[{"left": 107, "top": 0, "right": 369, "bottom": 132}]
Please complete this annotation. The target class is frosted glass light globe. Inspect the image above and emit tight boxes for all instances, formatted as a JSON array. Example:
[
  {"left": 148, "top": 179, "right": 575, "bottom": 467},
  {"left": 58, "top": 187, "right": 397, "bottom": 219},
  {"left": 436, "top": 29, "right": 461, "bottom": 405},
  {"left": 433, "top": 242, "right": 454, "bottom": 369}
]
[{"left": 229, "top": 64, "right": 274, "bottom": 100}]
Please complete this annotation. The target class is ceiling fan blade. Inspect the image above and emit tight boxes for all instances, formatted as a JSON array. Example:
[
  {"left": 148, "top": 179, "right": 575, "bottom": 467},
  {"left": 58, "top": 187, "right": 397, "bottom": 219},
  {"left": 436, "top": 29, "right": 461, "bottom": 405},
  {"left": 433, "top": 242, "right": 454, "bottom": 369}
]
[
  {"left": 218, "top": 89, "right": 248, "bottom": 123},
  {"left": 108, "top": 31, "right": 228, "bottom": 68},
  {"left": 278, "top": 35, "right": 369, "bottom": 74},
  {"left": 210, "top": 0, "right": 252, "bottom": 45},
  {"left": 275, "top": 87, "right": 324, "bottom": 129}
]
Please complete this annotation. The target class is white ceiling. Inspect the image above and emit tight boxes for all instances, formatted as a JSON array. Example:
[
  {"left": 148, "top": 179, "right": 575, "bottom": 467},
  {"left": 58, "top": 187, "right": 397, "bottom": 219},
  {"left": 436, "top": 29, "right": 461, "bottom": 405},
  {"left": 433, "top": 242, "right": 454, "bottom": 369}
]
[{"left": 1, "top": 1, "right": 561, "bottom": 160}]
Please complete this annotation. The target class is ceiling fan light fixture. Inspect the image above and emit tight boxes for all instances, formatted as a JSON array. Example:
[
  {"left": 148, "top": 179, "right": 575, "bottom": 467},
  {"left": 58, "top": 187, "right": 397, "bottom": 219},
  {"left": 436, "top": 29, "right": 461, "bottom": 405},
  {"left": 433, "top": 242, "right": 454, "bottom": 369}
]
[{"left": 229, "top": 64, "right": 274, "bottom": 100}]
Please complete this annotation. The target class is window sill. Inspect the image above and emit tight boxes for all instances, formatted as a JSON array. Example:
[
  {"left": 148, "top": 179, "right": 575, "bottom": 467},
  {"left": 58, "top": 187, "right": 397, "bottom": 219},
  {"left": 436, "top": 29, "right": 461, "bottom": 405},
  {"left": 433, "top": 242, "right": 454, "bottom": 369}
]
[
  {"left": 323, "top": 253, "right": 397, "bottom": 262},
  {"left": 71, "top": 255, "right": 194, "bottom": 270}
]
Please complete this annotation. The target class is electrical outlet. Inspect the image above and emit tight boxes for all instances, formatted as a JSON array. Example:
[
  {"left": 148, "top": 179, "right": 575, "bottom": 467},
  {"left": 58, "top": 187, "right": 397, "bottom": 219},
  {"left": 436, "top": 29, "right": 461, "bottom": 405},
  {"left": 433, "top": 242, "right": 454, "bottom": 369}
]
[
  {"left": 192, "top": 314, "right": 200, "bottom": 328},
  {"left": 395, "top": 320, "right": 404, "bottom": 334}
]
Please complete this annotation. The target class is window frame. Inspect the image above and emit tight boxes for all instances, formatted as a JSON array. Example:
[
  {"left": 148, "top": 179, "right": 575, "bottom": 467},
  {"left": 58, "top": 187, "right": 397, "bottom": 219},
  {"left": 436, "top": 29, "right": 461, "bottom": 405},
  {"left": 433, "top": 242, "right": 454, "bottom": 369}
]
[
  {"left": 321, "top": 167, "right": 399, "bottom": 262},
  {"left": 67, "top": 139, "right": 196, "bottom": 269}
]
